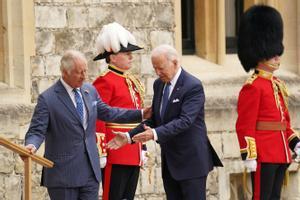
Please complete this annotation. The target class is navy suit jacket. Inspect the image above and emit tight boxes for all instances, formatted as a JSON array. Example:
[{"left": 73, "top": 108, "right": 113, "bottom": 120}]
[
  {"left": 25, "top": 80, "right": 141, "bottom": 187},
  {"left": 129, "top": 69, "right": 222, "bottom": 181}
]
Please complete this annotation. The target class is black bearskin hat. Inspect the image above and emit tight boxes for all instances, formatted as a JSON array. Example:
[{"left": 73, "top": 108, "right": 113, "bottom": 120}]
[{"left": 237, "top": 5, "right": 284, "bottom": 72}]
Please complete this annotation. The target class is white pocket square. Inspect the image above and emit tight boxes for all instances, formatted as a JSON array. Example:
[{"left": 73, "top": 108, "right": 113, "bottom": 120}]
[
  {"left": 92, "top": 101, "right": 98, "bottom": 106},
  {"left": 172, "top": 98, "right": 180, "bottom": 103}
]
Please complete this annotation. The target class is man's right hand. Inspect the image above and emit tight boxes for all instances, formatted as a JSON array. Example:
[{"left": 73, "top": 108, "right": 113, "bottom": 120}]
[
  {"left": 25, "top": 144, "right": 37, "bottom": 154},
  {"left": 244, "top": 160, "right": 257, "bottom": 172},
  {"left": 107, "top": 131, "right": 128, "bottom": 150}
]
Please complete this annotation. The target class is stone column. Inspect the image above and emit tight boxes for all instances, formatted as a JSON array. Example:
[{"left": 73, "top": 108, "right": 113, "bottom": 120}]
[
  {"left": 173, "top": 0, "right": 182, "bottom": 56},
  {"left": 195, "top": 0, "right": 218, "bottom": 63},
  {"left": 217, "top": 0, "right": 225, "bottom": 65}
]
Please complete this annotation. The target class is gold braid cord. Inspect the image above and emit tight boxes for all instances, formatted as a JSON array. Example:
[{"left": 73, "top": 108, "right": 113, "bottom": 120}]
[
  {"left": 243, "top": 168, "right": 252, "bottom": 195},
  {"left": 271, "top": 78, "right": 280, "bottom": 109},
  {"left": 273, "top": 78, "right": 291, "bottom": 187},
  {"left": 273, "top": 79, "right": 289, "bottom": 109},
  {"left": 124, "top": 73, "right": 154, "bottom": 183},
  {"left": 125, "top": 73, "right": 145, "bottom": 108}
]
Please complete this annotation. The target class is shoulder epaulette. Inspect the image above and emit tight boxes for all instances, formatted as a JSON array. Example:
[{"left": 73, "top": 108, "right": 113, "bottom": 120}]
[
  {"left": 99, "top": 69, "right": 109, "bottom": 77},
  {"left": 245, "top": 74, "right": 258, "bottom": 85}
]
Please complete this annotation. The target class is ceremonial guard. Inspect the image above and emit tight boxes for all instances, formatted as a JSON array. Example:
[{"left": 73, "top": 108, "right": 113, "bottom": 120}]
[
  {"left": 235, "top": 5, "right": 300, "bottom": 200},
  {"left": 93, "top": 22, "right": 147, "bottom": 200}
]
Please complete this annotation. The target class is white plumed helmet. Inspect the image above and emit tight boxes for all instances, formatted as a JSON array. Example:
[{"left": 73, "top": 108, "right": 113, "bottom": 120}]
[{"left": 93, "top": 22, "right": 143, "bottom": 61}]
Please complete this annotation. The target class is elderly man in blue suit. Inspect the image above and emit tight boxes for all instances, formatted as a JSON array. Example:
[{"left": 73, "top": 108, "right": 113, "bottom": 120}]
[
  {"left": 108, "top": 44, "right": 222, "bottom": 200},
  {"left": 24, "top": 50, "right": 150, "bottom": 200}
]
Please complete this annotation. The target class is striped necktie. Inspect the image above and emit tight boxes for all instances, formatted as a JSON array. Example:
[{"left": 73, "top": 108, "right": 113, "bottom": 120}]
[
  {"left": 160, "top": 82, "right": 171, "bottom": 118},
  {"left": 73, "top": 88, "right": 84, "bottom": 122}
]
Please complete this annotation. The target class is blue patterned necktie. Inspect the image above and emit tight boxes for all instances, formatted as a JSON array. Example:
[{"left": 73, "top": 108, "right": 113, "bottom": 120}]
[
  {"left": 160, "top": 82, "right": 171, "bottom": 118},
  {"left": 73, "top": 88, "right": 84, "bottom": 122}
]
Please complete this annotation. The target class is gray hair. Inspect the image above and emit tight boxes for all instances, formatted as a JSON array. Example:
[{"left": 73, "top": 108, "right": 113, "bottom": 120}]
[
  {"left": 151, "top": 44, "right": 179, "bottom": 63},
  {"left": 60, "top": 50, "right": 87, "bottom": 73}
]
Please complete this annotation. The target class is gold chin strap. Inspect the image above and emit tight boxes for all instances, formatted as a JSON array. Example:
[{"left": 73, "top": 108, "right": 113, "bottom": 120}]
[
  {"left": 261, "top": 60, "right": 280, "bottom": 70},
  {"left": 255, "top": 68, "right": 289, "bottom": 110},
  {"left": 255, "top": 68, "right": 273, "bottom": 80}
]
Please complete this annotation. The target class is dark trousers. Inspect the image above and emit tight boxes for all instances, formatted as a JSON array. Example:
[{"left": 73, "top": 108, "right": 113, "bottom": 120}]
[
  {"left": 251, "top": 163, "right": 289, "bottom": 200},
  {"left": 47, "top": 174, "right": 99, "bottom": 200},
  {"left": 106, "top": 164, "right": 140, "bottom": 200},
  {"left": 162, "top": 162, "right": 207, "bottom": 200}
]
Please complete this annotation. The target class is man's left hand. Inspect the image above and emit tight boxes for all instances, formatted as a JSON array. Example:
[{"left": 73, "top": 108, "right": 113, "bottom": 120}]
[{"left": 132, "top": 126, "right": 154, "bottom": 143}]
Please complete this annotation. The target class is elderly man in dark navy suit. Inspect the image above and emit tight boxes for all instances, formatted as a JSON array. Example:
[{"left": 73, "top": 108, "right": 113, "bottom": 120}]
[
  {"left": 24, "top": 50, "right": 151, "bottom": 200},
  {"left": 108, "top": 44, "right": 222, "bottom": 200}
]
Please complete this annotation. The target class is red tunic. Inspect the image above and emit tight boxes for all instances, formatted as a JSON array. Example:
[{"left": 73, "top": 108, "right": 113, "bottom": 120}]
[
  {"left": 93, "top": 65, "right": 144, "bottom": 166},
  {"left": 236, "top": 70, "right": 299, "bottom": 163}
]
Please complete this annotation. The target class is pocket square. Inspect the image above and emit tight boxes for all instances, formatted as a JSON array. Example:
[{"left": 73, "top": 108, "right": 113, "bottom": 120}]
[
  {"left": 92, "top": 101, "right": 98, "bottom": 106},
  {"left": 172, "top": 98, "right": 180, "bottom": 103}
]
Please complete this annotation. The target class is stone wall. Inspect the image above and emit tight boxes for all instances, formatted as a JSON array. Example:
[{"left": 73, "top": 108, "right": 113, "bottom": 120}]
[
  {"left": 0, "top": 104, "right": 50, "bottom": 199},
  {"left": 32, "top": 0, "right": 175, "bottom": 102}
]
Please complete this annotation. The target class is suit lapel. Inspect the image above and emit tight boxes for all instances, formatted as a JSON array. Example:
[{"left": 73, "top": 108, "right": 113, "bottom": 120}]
[
  {"left": 163, "top": 70, "right": 184, "bottom": 119},
  {"left": 154, "top": 81, "right": 164, "bottom": 123},
  {"left": 55, "top": 80, "right": 82, "bottom": 124},
  {"left": 168, "top": 71, "right": 184, "bottom": 104}
]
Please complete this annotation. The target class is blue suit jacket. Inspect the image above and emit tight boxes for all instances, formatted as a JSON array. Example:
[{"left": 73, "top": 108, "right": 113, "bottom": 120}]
[
  {"left": 129, "top": 69, "right": 222, "bottom": 181},
  {"left": 25, "top": 80, "right": 141, "bottom": 187}
]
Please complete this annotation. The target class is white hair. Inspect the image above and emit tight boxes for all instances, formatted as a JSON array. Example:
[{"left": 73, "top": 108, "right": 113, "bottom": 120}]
[
  {"left": 151, "top": 44, "right": 179, "bottom": 63},
  {"left": 60, "top": 50, "right": 87, "bottom": 73}
]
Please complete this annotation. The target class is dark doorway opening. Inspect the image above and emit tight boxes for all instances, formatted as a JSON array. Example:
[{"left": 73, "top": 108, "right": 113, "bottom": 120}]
[
  {"left": 226, "top": 0, "right": 244, "bottom": 54},
  {"left": 182, "top": 0, "right": 195, "bottom": 54}
]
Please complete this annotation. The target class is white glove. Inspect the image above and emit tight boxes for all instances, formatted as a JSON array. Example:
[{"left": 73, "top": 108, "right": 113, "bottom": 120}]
[
  {"left": 100, "top": 156, "right": 107, "bottom": 168},
  {"left": 141, "top": 150, "right": 149, "bottom": 165},
  {"left": 244, "top": 160, "right": 257, "bottom": 172},
  {"left": 294, "top": 142, "right": 300, "bottom": 156}
]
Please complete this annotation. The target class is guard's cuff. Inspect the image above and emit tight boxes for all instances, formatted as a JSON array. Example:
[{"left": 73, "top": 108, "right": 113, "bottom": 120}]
[
  {"left": 96, "top": 132, "right": 107, "bottom": 157},
  {"left": 240, "top": 136, "right": 257, "bottom": 160},
  {"left": 289, "top": 129, "right": 300, "bottom": 150}
]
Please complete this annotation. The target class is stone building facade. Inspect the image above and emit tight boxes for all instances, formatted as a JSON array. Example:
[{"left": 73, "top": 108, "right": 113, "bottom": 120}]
[{"left": 1, "top": 0, "right": 300, "bottom": 200}]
